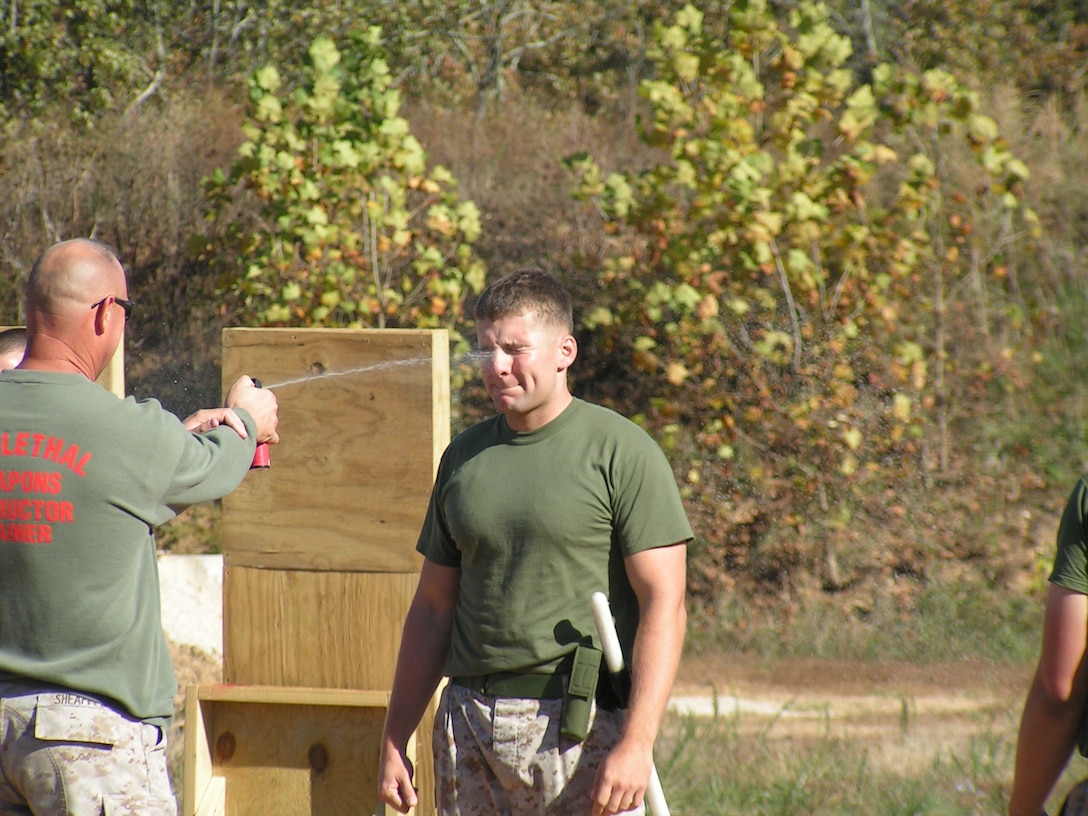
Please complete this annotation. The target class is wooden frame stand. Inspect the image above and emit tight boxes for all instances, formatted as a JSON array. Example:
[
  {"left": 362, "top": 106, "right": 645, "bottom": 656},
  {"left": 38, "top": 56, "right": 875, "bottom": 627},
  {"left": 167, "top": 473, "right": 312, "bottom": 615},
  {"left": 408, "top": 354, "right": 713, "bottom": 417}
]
[
  {"left": 182, "top": 685, "right": 411, "bottom": 816},
  {"left": 182, "top": 328, "right": 449, "bottom": 816}
]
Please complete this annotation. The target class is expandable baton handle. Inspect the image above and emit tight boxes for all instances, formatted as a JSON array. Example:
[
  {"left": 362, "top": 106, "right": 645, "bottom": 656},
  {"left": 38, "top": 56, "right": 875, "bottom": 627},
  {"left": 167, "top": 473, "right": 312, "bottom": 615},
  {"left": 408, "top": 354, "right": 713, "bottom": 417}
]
[
  {"left": 590, "top": 591, "right": 671, "bottom": 816},
  {"left": 591, "top": 590, "right": 631, "bottom": 705}
]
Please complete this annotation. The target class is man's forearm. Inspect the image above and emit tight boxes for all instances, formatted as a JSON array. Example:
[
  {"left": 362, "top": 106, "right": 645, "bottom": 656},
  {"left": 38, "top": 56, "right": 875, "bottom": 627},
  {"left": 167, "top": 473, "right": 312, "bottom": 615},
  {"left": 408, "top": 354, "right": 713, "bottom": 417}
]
[
  {"left": 1010, "top": 681, "right": 1081, "bottom": 816},
  {"left": 383, "top": 611, "right": 450, "bottom": 749},
  {"left": 623, "top": 597, "right": 686, "bottom": 748}
]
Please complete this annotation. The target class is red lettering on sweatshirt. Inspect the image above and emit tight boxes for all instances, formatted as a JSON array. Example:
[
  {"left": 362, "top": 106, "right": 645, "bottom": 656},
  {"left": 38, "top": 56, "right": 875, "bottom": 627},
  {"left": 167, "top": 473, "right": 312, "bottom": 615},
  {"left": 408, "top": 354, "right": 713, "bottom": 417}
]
[
  {"left": 0, "top": 523, "right": 52, "bottom": 543},
  {"left": 0, "top": 471, "right": 62, "bottom": 494},
  {"left": 0, "top": 433, "right": 90, "bottom": 476},
  {"left": 0, "top": 499, "right": 73, "bottom": 523}
]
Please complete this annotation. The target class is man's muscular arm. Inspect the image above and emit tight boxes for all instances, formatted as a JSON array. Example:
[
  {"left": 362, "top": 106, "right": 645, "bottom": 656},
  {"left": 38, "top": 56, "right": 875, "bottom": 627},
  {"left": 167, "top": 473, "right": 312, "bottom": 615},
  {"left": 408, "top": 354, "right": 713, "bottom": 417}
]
[{"left": 592, "top": 543, "right": 687, "bottom": 816}]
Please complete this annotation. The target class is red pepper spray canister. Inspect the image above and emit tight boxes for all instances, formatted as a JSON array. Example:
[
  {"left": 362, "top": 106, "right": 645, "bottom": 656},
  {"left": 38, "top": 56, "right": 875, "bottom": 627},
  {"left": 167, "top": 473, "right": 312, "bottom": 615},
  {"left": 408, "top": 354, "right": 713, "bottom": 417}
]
[{"left": 250, "top": 378, "right": 270, "bottom": 469}]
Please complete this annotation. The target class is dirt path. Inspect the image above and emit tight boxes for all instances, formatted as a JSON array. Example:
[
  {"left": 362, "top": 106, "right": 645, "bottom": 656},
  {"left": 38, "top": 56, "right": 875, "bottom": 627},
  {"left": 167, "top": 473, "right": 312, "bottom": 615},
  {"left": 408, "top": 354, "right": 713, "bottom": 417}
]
[{"left": 669, "top": 654, "right": 1034, "bottom": 769}]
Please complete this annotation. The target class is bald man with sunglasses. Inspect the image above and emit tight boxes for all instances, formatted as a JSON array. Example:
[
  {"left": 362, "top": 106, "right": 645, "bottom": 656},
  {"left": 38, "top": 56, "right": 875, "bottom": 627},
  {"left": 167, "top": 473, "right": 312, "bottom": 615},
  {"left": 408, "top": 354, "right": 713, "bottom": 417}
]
[{"left": 0, "top": 238, "right": 279, "bottom": 816}]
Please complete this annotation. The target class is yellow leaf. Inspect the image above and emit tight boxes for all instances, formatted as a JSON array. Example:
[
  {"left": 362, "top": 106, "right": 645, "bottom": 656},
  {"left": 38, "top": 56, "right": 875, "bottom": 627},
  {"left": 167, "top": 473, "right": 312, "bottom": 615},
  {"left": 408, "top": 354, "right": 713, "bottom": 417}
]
[
  {"left": 911, "top": 360, "right": 927, "bottom": 390},
  {"left": 666, "top": 362, "right": 690, "bottom": 386},
  {"left": 840, "top": 453, "right": 859, "bottom": 475},
  {"left": 696, "top": 295, "right": 719, "bottom": 320},
  {"left": 874, "top": 145, "right": 898, "bottom": 164},
  {"left": 892, "top": 394, "right": 912, "bottom": 422},
  {"left": 674, "top": 52, "right": 700, "bottom": 83},
  {"left": 842, "top": 427, "right": 862, "bottom": 451}
]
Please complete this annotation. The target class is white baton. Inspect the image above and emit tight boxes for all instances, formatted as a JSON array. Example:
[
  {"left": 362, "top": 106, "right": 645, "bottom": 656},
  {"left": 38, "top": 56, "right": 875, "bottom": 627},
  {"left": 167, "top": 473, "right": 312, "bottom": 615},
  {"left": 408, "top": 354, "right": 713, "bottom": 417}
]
[{"left": 591, "top": 591, "right": 671, "bottom": 816}]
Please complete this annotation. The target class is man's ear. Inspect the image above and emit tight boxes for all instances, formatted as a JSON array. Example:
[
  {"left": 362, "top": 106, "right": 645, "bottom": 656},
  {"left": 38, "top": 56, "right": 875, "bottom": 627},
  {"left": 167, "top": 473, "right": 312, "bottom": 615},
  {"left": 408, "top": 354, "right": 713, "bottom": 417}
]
[
  {"left": 557, "top": 333, "right": 578, "bottom": 372},
  {"left": 92, "top": 298, "right": 111, "bottom": 337}
]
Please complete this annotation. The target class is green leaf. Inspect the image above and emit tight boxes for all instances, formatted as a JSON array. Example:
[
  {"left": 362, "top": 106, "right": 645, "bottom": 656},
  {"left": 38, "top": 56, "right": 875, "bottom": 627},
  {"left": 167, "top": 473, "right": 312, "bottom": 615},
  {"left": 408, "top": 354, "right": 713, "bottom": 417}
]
[
  {"left": 659, "top": 25, "right": 688, "bottom": 51},
  {"left": 605, "top": 173, "right": 634, "bottom": 217},
  {"left": 674, "top": 52, "right": 700, "bottom": 84},
  {"left": 255, "top": 66, "right": 281, "bottom": 93},
  {"left": 967, "top": 113, "right": 998, "bottom": 144},
  {"left": 457, "top": 201, "right": 483, "bottom": 243},
  {"left": 309, "top": 37, "right": 341, "bottom": 74},
  {"left": 256, "top": 95, "right": 283, "bottom": 123},
  {"left": 584, "top": 306, "right": 614, "bottom": 329},
  {"left": 676, "top": 4, "right": 704, "bottom": 33}
]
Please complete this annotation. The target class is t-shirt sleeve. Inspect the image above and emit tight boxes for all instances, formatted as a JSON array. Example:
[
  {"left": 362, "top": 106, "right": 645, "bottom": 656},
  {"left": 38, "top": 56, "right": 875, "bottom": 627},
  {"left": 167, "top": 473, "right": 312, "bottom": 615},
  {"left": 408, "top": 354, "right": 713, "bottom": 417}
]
[
  {"left": 416, "top": 448, "right": 462, "bottom": 568},
  {"left": 1049, "top": 476, "right": 1088, "bottom": 594},
  {"left": 611, "top": 427, "right": 693, "bottom": 556}
]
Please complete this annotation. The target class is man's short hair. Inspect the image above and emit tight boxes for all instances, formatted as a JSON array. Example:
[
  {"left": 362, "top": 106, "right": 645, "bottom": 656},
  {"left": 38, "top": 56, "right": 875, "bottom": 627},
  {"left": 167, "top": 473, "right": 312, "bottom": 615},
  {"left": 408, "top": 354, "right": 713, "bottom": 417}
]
[
  {"left": 0, "top": 327, "right": 27, "bottom": 358},
  {"left": 474, "top": 269, "right": 573, "bottom": 333}
]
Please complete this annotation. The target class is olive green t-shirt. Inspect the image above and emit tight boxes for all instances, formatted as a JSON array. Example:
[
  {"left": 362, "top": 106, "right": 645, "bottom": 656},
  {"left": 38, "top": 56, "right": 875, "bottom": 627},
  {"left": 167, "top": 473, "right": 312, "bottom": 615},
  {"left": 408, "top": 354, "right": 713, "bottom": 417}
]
[
  {"left": 1048, "top": 474, "right": 1088, "bottom": 757},
  {"left": 418, "top": 398, "right": 693, "bottom": 677},
  {"left": 1050, "top": 474, "right": 1088, "bottom": 594}
]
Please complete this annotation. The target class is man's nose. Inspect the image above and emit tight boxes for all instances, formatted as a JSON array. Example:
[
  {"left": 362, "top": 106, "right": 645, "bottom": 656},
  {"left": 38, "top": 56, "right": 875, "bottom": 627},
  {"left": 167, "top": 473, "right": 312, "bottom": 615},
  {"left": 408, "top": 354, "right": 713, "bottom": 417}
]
[{"left": 481, "top": 350, "right": 511, "bottom": 375}]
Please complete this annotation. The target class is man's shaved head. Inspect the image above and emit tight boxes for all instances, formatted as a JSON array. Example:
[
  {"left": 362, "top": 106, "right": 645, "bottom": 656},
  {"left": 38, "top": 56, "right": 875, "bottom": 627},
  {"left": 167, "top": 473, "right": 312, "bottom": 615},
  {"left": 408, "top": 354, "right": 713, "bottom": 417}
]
[
  {"left": 21, "top": 238, "right": 129, "bottom": 379},
  {"left": 26, "top": 239, "right": 125, "bottom": 318}
]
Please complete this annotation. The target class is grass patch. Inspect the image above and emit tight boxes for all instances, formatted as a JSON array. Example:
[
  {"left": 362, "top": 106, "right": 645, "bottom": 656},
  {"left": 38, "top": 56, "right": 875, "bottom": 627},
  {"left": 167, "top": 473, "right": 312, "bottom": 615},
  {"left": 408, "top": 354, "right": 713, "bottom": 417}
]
[
  {"left": 689, "top": 579, "right": 1043, "bottom": 665},
  {"left": 654, "top": 699, "right": 1088, "bottom": 816}
]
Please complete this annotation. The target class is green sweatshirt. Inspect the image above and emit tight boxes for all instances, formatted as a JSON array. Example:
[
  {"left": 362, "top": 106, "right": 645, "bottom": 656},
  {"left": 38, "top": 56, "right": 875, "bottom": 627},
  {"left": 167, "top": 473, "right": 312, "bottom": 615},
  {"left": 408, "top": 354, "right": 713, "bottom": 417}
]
[{"left": 0, "top": 370, "right": 257, "bottom": 725}]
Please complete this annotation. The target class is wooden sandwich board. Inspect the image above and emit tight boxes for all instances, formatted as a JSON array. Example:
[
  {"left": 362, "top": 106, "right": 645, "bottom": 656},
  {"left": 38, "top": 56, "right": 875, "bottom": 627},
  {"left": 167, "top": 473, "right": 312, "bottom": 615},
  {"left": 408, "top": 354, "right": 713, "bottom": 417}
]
[{"left": 182, "top": 328, "right": 449, "bottom": 816}]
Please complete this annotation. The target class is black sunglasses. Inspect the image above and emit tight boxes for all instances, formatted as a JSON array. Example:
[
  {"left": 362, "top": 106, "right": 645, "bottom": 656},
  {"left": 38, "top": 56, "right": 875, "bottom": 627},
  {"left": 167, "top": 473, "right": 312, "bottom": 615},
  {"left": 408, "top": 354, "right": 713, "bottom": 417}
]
[{"left": 90, "top": 296, "right": 135, "bottom": 321}]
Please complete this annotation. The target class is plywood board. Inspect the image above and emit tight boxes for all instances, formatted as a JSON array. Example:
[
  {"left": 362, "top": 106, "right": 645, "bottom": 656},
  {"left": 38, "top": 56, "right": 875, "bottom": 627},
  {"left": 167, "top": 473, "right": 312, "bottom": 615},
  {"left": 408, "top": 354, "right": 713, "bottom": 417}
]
[
  {"left": 221, "top": 566, "right": 438, "bottom": 815},
  {"left": 220, "top": 328, "right": 449, "bottom": 573},
  {"left": 97, "top": 337, "right": 124, "bottom": 396},
  {"left": 223, "top": 567, "right": 418, "bottom": 690},
  {"left": 183, "top": 685, "right": 402, "bottom": 816}
]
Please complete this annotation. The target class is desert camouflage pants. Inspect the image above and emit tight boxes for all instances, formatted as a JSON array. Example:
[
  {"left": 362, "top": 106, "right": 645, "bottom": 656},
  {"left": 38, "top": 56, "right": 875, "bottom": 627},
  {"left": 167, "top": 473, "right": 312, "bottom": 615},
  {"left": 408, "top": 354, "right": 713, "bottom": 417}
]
[
  {"left": 434, "top": 682, "right": 644, "bottom": 816},
  {"left": 0, "top": 682, "right": 175, "bottom": 816},
  {"left": 1062, "top": 779, "right": 1088, "bottom": 816}
]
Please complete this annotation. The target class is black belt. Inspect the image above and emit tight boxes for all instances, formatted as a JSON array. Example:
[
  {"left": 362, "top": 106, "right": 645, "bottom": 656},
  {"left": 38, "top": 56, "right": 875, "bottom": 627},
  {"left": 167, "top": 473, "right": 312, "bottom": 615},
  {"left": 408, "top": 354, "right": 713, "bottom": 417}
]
[
  {"left": 451, "top": 670, "right": 623, "bottom": 710},
  {"left": 453, "top": 671, "right": 566, "bottom": 699}
]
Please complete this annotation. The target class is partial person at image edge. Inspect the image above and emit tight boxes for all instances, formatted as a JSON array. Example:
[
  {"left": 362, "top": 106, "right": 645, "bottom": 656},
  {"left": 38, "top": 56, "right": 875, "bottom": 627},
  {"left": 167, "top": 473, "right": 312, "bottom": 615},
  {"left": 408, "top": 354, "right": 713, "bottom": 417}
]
[
  {"left": 0, "top": 238, "right": 279, "bottom": 816},
  {"left": 1010, "top": 474, "right": 1088, "bottom": 816},
  {"left": 378, "top": 268, "right": 691, "bottom": 816},
  {"left": 0, "top": 327, "right": 27, "bottom": 371}
]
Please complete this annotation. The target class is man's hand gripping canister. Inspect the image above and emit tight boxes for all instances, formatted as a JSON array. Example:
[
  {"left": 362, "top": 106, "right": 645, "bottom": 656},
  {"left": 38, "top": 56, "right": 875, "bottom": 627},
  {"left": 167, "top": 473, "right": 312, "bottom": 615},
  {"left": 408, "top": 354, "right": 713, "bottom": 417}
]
[
  {"left": 591, "top": 591, "right": 671, "bottom": 816},
  {"left": 249, "top": 378, "right": 270, "bottom": 468}
]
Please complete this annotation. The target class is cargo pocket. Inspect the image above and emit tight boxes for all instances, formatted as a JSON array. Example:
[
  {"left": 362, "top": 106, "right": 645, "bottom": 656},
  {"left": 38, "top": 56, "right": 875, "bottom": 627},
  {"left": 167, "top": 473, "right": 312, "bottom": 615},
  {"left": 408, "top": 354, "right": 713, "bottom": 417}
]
[{"left": 34, "top": 702, "right": 128, "bottom": 747}]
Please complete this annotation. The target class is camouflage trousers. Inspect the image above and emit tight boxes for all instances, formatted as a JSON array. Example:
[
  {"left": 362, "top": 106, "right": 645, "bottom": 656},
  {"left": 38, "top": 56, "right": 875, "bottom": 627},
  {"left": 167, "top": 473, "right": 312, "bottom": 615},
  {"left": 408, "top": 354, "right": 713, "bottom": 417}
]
[
  {"left": 0, "top": 682, "right": 176, "bottom": 816},
  {"left": 1062, "top": 779, "right": 1088, "bottom": 816},
  {"left": 434, "top": 682, "right": 644, "bottom": 816}
]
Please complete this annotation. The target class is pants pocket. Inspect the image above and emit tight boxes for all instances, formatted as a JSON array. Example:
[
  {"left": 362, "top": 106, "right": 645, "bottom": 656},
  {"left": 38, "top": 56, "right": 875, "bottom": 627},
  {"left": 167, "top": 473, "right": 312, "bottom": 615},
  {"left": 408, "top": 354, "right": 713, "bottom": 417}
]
[{"left": 34, "top": 702, "right": 132, "bottom": 747}]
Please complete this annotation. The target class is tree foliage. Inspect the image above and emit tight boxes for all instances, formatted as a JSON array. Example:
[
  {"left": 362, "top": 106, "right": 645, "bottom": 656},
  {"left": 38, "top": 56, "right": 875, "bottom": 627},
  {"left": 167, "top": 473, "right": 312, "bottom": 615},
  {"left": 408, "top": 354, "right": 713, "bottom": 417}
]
[
  {"left": 567, "top": 1, "right": 1038, "bottom": 593},
  {"left": 197, "top": 29, "right": 486, "bottom": 340},
  {"left": 0, "top": 0, "right": 162, "bottom": 124},
  {"left": 0, "top": 0, "right": 1076, "bottom": 608},
  {"left": 829, "top": 0, "right": 1088, "bottom": 98}
]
